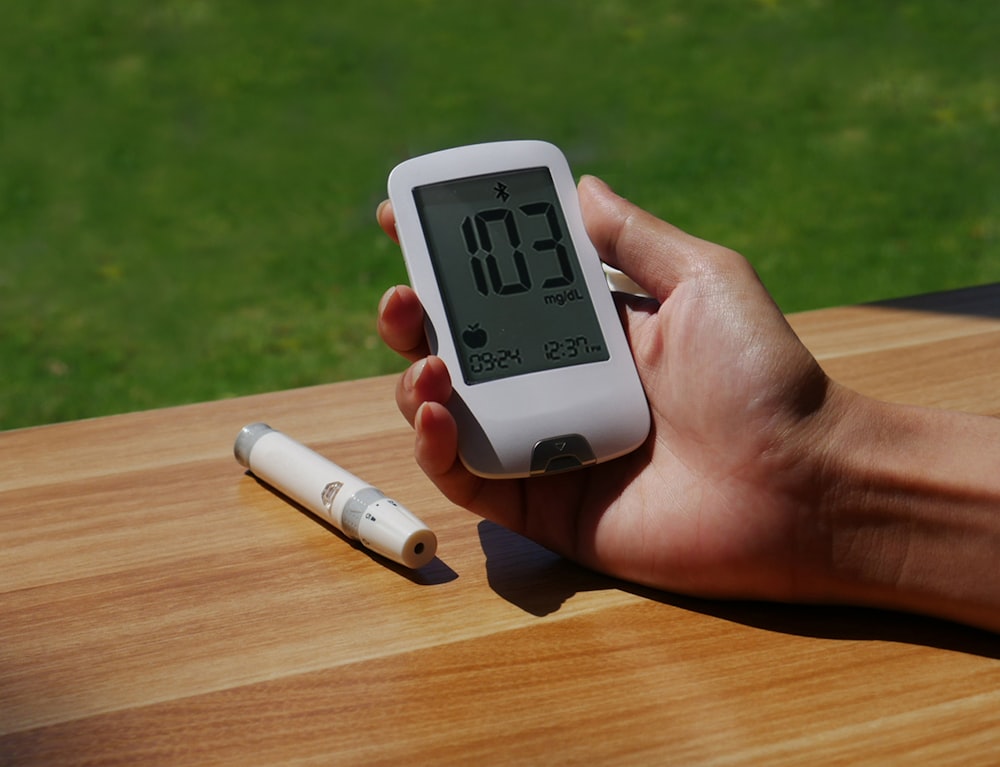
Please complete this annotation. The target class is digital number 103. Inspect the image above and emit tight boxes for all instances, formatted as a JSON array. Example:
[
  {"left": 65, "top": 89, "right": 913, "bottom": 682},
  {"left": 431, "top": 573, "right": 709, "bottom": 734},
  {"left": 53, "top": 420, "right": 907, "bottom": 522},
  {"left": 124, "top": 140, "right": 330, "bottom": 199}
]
[{"left": 461, "top": 201, "right": 574, "bottom": 297}]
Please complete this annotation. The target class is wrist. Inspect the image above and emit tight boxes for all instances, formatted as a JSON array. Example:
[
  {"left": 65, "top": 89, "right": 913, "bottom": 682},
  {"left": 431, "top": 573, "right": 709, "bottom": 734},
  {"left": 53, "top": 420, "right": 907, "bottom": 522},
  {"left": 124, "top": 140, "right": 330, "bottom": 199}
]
[{"left": 802, "top": 387, "right": 1000, "bottom": 631}]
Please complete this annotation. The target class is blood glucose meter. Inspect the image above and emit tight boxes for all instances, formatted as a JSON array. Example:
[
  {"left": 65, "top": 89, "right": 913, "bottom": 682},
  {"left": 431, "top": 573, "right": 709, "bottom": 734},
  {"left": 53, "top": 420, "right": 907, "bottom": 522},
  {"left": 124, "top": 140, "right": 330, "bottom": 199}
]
[{"left": 387, "top": 140, "right": 649, "bottom": 478}]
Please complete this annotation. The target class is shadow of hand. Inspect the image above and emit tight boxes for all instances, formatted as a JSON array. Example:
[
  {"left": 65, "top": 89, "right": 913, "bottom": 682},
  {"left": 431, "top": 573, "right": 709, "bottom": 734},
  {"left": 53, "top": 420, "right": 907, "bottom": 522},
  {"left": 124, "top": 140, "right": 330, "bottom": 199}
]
[{"left": 478, "top": 520, "right": 614, "bottom": 616}]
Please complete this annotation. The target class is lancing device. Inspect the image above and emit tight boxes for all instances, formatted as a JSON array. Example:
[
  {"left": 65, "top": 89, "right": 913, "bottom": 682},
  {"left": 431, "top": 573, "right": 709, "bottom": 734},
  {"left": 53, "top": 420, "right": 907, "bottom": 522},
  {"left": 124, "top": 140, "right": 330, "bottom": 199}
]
[{"left": 234, "top": 423, "right": 437, "bottom": 569}]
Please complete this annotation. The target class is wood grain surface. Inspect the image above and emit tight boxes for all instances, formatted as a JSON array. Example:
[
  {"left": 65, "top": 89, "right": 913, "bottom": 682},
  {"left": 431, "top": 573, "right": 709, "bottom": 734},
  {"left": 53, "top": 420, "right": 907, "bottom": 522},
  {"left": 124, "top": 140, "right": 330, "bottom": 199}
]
[{"left": 2, "top": 285, "right": 999, "bottom": 765}]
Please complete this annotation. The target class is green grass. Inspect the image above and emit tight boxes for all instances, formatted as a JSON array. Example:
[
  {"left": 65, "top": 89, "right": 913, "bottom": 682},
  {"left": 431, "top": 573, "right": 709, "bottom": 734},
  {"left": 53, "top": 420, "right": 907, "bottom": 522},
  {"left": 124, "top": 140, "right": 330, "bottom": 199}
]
[{"left": 2, "top": 0, "right": 998, "bottom": 429}]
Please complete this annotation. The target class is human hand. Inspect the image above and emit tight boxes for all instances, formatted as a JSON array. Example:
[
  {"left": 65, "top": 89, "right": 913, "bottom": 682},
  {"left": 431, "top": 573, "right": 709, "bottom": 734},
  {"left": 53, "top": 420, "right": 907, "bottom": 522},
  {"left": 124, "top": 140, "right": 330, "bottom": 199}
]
[{"left": 377, "top": 175, "right": 848, "bottom": 603}]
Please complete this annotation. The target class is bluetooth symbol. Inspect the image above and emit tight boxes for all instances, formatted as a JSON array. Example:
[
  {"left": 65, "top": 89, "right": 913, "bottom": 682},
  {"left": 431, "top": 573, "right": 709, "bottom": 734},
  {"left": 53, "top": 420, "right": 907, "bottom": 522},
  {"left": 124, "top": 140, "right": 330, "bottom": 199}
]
[{"left": 493, "top": 182, "right": 510, "bottom": 202}]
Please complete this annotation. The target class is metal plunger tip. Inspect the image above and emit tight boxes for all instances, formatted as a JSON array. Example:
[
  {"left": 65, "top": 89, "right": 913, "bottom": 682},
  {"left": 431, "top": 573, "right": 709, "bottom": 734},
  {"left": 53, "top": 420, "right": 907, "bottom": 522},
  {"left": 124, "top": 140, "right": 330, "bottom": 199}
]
[{"left": 234, "top": 422, "right": 274, "bottom": 468}]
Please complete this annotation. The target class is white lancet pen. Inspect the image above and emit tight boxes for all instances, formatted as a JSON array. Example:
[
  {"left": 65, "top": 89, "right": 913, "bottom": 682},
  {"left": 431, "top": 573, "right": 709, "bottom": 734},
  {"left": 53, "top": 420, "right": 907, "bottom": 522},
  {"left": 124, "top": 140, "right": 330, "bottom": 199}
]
[{"left": 234, "top": 423, "right": 437, "bottom": 569}]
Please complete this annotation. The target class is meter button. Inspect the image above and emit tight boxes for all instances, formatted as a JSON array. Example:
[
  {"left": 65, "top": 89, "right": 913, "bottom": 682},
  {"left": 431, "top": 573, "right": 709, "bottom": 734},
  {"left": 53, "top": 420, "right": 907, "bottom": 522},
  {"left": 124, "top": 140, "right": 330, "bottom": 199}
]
[{"left": 530, "top": 434, "right": 597, "bottom": 475}]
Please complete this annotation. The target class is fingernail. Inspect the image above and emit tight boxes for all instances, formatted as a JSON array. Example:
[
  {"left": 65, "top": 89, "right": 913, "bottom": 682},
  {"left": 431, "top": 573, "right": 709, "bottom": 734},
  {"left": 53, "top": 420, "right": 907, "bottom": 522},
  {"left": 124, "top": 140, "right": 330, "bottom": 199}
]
[
  {"left": 378, "top": 285, "right": 397, "bottom": 316},
  {"left": 414, "top": 401, "right": 431, "bottom": 432},
  {"left": 404, "top": 358, "right": 428, "bottom": 392}
]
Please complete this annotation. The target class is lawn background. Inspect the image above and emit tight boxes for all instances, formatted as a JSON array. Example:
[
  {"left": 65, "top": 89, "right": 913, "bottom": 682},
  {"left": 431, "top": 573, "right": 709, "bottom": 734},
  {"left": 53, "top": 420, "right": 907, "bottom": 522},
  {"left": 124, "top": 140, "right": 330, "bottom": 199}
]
[{"left": 2, "top": 0, "right": 998, "bottom": 430}]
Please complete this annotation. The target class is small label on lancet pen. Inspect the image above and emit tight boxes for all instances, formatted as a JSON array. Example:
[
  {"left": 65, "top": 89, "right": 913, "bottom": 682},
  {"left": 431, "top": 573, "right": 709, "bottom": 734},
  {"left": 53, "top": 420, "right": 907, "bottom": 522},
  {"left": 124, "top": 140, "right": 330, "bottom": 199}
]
[{"left": 321, "top": 482, "right": 344, "bottom": 512}]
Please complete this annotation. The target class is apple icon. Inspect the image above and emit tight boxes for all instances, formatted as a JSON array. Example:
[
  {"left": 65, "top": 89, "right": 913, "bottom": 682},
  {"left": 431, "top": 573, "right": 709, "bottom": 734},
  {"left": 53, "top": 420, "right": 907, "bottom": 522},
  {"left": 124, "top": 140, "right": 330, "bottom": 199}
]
[{"left": 462, "top": 323, "right": 488, "bottom": 349}]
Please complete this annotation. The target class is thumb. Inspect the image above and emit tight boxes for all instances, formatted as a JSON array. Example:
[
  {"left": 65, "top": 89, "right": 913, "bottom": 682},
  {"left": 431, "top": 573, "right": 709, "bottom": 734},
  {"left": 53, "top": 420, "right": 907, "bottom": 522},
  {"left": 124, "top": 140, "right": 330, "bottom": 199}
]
[{"left": 578, "top": 175, "right": 717, "bottom": 301}]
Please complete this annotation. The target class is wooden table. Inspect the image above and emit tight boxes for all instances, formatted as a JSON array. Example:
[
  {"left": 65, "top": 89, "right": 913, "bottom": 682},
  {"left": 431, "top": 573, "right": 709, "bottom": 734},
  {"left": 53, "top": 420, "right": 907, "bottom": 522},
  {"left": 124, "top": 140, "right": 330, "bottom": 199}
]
[{"left": 3, "top": 284, "right": 999, "bottom": 765}]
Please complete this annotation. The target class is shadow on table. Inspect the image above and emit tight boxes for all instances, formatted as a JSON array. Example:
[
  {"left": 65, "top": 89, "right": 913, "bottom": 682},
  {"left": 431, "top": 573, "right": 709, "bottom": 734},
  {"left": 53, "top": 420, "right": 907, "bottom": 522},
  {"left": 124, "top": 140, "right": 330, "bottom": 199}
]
[
  {"left": 478, "top": 520, "right": 1000, "bottom": 660},
  {"left": 869, "top": 283, "right": 1000, "bottom": 319}
]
